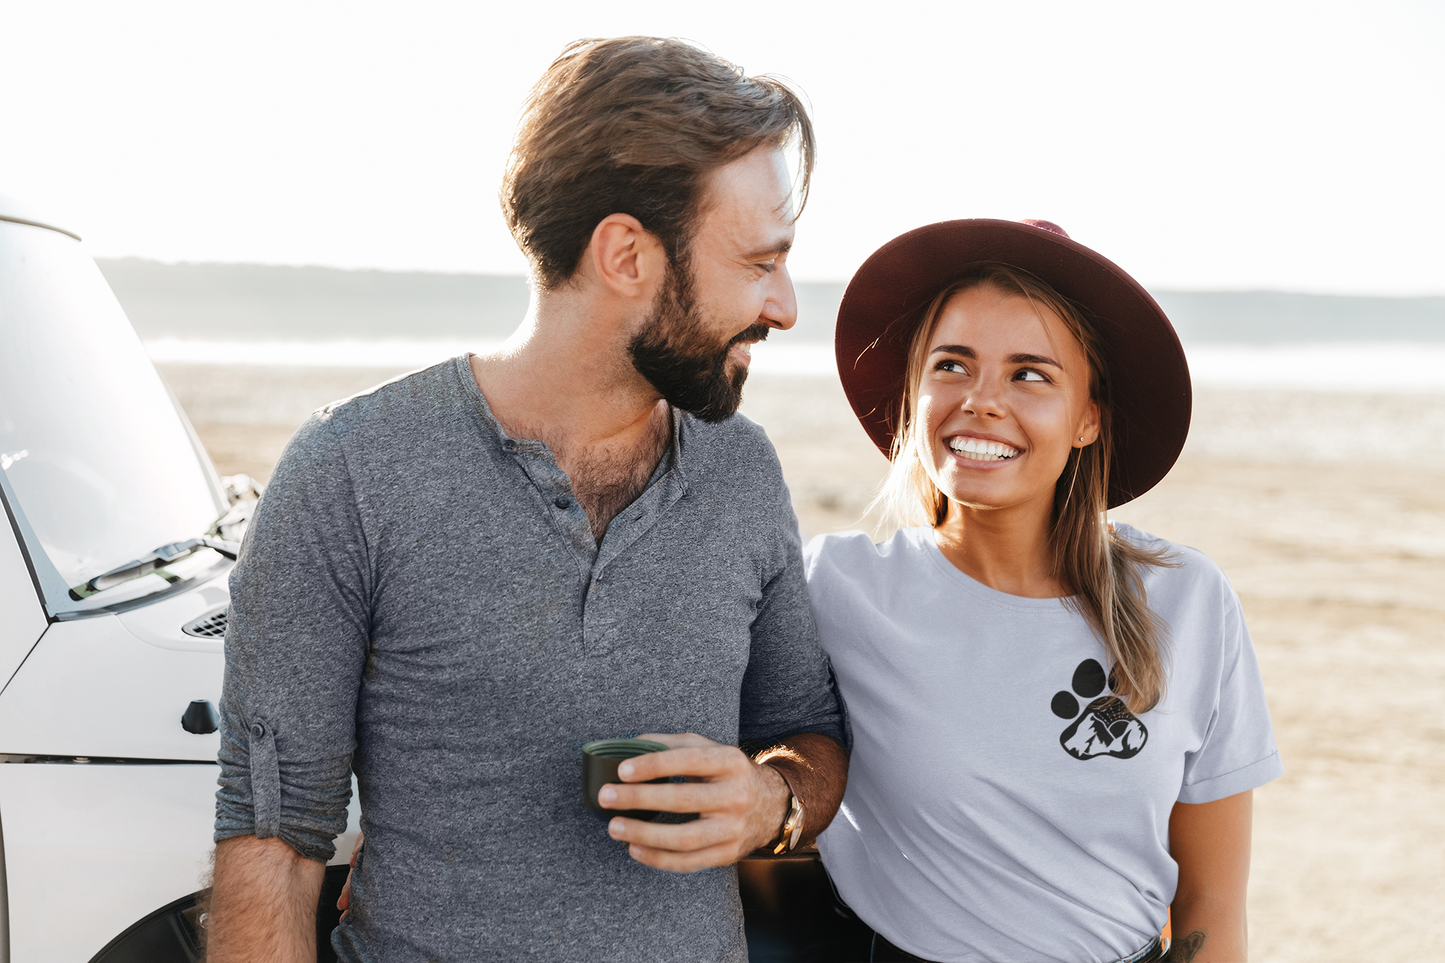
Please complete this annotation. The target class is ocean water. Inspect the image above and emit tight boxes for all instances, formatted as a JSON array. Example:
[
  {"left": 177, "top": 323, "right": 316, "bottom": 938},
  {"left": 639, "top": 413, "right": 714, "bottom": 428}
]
[{"left": 143, "top": 338, "right": 1445, "bottom": 393}]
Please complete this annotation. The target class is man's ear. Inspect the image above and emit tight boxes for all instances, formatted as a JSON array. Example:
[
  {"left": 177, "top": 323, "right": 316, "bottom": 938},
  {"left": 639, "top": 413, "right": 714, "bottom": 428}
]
[{"left": 585, "top": 214, "right": 667, "bottom": 299}]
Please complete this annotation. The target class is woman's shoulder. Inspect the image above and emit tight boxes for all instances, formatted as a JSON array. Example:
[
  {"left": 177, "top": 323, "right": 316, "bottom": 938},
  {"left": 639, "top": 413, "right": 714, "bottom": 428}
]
[
  {"left": 804, "top": 526, "right": 931, "bottom": 584},
  {"left": 804, "top": 527, "right": 878, "bottom": 561},
  {"left": 1111, "top": 521, "right": 1237, "bottom": 607}
]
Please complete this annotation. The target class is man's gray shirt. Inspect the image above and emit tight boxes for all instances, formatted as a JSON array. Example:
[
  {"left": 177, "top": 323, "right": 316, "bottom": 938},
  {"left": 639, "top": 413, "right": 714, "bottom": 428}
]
[{"left": 214, "top": 355, "right": 845, "bottom": 962}]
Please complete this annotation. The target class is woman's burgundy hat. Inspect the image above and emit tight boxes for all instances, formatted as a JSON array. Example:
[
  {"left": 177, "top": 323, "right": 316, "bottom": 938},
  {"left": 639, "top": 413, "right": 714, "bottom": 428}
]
[{"left": 835, "top": 218, "right": 1191, "bottom": 508}]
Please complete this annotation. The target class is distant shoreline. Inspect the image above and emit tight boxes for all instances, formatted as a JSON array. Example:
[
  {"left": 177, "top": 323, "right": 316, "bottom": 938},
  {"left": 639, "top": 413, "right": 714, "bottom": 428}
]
[
  {"left": 101, "top": 258, "right": 1445, "bottom": 347},
  {"left": 144, "top": 337, "right": 1445, "bottom": 393}
]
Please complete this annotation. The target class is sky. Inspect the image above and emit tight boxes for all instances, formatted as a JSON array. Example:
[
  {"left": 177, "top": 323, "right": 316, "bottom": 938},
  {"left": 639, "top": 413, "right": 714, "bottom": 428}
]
[{"left": 1, "top": 0, "right": 1441, "bottom": 294}]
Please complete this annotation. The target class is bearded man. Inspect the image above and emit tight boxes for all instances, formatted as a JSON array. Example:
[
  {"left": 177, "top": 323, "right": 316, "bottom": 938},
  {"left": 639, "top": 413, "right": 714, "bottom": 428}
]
[{"left": 205, "top": 36, "right": 849, "bottom": 962}]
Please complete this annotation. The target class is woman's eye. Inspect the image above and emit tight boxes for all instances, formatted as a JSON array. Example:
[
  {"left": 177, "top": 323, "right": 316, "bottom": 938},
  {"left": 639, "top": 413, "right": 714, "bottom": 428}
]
[
  {"left": 935, "top": 359, "right": 965, "bottom": 373},
  {"left": 1015, "top": 369, "right": 1049, "bottom": 382}
]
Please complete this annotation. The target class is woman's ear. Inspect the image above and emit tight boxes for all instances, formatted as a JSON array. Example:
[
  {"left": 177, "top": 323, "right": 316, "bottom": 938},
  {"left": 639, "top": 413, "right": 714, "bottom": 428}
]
[
  {"left": 585, "top": 214, "right": 667, "bottom": 299},
  {"left": 1074, "top": 401, "right": 1101, "bottom": 448}
]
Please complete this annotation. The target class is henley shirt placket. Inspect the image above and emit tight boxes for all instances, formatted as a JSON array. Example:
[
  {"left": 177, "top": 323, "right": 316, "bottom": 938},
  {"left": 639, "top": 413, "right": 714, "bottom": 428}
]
[{"left": 493, "top": 410, "right": 689, "bottom": 657}]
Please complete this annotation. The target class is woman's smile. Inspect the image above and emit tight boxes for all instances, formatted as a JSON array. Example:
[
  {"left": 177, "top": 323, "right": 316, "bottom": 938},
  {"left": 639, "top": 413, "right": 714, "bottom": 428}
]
[{"left": 944, "top": 432, "right": 1022, "bottom": 463}]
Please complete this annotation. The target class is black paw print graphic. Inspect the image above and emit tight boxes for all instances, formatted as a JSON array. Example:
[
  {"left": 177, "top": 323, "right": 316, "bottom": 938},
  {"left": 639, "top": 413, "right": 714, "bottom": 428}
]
[{"left": 1051, "top": 659, "right": 1148, "bottom": 760}]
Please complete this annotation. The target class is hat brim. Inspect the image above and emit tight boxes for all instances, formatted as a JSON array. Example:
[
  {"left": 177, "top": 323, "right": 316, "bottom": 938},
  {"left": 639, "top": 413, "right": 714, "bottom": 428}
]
[{"left": 835, "top": 219, "right": 1191, "bottom": 509}]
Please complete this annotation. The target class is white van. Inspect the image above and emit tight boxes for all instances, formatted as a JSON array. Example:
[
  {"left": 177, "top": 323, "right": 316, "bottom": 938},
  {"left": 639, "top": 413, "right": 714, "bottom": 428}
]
[{"left": 0, "top": 196, "right": 358, "bottom": 962}]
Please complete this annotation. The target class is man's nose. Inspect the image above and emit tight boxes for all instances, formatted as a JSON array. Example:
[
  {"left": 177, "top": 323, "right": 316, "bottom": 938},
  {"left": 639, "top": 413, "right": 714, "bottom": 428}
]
[{"left": 760, "top": 265, "right": 798, "bottom": 331}]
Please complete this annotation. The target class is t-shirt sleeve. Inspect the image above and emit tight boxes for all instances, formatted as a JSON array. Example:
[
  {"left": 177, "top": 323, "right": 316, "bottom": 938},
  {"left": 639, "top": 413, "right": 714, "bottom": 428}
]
[
  {"left": 1177, "top": 588, "right": 1284, "bottom": 803},
  {"left": 736, "top": 487, "right": 849, "bottom": 751},
  {"left": 214, "top": 411, "right": 370, "bottom": 862}
]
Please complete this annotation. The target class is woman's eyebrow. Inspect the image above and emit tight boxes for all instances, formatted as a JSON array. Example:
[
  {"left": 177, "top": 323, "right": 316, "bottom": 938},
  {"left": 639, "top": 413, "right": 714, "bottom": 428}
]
[
  {"left": 1009, "top": 352, "right": 1062, "bottom": 368},
  {"left": 928, "top": 346, "right": 1062, "bottom": 369}
]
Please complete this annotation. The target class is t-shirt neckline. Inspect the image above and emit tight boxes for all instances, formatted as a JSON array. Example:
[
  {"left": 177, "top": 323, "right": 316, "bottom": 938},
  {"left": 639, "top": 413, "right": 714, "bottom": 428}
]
[{"left": 905, "top": 525, "right": 1079, "bottom": 616}]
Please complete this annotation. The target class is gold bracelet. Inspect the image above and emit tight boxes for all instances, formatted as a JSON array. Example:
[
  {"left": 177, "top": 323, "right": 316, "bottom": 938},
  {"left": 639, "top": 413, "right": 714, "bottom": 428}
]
[{"left": 767, "top": 765, "right": 805, "bottom": 855}]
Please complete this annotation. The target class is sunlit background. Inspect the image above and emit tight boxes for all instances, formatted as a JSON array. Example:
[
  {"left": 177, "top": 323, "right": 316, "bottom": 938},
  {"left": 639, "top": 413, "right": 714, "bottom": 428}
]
[
  {"left": 3, "top": 5, "right": 1444, "bottom": 960},
  {"left": 2, "top": 0, "right": 1441, "bottom": 294}
]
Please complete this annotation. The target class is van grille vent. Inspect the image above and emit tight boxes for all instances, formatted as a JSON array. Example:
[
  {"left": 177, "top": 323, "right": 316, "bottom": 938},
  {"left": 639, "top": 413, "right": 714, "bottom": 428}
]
[{"left": 182, "top": 609, "right": 228, "bottom": 639}]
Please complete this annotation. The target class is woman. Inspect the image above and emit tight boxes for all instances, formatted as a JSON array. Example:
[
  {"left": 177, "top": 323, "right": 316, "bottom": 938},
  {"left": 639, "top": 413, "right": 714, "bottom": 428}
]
[{"left": 806, "top": 219, "right": 1281, "bottom": 963}]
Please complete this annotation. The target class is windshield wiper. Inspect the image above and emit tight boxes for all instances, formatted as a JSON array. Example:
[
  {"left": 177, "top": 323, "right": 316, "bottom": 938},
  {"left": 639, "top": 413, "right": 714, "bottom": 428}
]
[{"left": 69, "top": 535, "right": 239, "bottom": 601}]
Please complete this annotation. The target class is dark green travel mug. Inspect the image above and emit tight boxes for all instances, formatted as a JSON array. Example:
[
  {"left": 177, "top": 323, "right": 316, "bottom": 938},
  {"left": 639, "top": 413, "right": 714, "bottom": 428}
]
[{"left": 581, "top": 738, "right": 669, "bottom": 821}]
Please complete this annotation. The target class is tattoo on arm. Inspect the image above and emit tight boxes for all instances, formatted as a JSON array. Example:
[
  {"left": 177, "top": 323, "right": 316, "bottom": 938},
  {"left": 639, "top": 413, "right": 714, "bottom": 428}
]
[{"left": 1163, "top": 930, "right": 1206, "bottom": 962}]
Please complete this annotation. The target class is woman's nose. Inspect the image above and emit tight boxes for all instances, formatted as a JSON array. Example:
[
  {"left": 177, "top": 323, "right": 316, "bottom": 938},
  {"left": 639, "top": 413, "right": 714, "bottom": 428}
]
[{"left": 961, "top": 378, "right": 1006, "bottom": 417}]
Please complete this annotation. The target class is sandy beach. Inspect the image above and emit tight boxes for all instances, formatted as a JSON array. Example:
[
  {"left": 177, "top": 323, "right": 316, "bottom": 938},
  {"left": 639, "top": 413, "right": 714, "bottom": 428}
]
[{"left": 157, "top": 360, "right": 1445, "bottom": 962}]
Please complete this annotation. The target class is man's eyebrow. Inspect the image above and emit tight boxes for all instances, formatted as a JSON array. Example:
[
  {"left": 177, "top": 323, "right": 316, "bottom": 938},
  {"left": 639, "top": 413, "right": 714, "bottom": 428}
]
[
  {"left": 742, "top": 238, "right": 792, "bottom": 259},
  {"left": 927, "top": 346, "right": 1063, "bottom": 368}
]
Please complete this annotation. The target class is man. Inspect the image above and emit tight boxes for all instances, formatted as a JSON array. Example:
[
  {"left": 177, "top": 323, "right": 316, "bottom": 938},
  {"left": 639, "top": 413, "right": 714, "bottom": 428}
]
[{"left": 207, "top": 36, "right": 848, "bottom": 962}]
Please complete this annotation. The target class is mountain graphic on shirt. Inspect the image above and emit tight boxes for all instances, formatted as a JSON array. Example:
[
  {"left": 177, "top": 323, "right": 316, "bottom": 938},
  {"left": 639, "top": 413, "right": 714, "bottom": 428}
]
[{"left": 1060, "top": 696, "right": 1149, "bottom": 760}]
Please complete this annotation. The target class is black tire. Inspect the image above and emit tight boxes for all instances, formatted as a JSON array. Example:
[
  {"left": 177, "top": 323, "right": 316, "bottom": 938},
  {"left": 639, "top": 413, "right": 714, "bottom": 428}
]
[{"left": 88, "top": 864, "right": 350, "bottom": 963}]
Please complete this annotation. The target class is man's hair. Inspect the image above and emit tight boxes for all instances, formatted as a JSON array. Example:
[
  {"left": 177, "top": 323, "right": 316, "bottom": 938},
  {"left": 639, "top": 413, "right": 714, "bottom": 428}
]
[{"left": 502, "top": 36, "right": 815, "bottom": 290}]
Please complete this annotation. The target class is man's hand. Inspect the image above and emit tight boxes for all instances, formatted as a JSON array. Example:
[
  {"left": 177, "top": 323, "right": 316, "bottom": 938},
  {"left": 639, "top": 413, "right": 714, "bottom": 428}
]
[
  {"left": 598, "top": 733, "right": 786, "bottom": 871},
  {"left": 337, "top": 832, "right": 363, "bottom": 920},
  {"left": 598, "top": 732, "right": 846, "bottom": 872},
  {"left": 207, "top": 835, "right": 325, "bottom": 963}
]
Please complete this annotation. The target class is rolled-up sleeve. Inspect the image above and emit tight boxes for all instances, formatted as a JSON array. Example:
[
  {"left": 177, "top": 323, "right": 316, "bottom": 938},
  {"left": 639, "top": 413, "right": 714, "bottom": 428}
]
[{"left": 214, "top": 411, "right": 371, "bottom": 862}]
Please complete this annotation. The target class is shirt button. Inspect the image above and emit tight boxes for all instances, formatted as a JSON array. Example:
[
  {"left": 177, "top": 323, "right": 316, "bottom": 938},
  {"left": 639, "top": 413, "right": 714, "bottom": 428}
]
[
  {"left": 502, "top": 440, "right": 517, "bottom": 452},
  {"left": 555, "top": 496, "right": 571, "bottom": 510},
  {"left": 251, "top": 723, "right": 266, "bottom": 738}
]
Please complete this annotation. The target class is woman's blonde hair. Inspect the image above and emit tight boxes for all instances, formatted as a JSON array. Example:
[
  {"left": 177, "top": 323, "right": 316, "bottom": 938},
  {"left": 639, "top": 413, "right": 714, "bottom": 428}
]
[{"left": 877, "top": 263, "right": 1174, "bottom": 713}]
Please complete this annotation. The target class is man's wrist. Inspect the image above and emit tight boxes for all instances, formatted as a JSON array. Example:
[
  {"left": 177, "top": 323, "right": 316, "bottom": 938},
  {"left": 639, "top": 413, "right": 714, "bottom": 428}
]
[
  {"left": 754, "top": 761, "right": 802, "bottom": 855},
  {"left": 739, "top": 760, "right": 784, "bottom": 853}
]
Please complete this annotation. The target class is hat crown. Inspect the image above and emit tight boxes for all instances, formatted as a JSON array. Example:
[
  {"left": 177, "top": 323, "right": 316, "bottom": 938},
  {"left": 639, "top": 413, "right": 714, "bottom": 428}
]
[{"left": 1020, "top": 218, "right": 1069, "bottom": 239}]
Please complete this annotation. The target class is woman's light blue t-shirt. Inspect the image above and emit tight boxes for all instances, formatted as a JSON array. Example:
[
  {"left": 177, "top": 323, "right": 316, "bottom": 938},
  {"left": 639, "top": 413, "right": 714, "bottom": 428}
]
[{"left": 806, "top": 523, "right": 1282, "bottom": 963}]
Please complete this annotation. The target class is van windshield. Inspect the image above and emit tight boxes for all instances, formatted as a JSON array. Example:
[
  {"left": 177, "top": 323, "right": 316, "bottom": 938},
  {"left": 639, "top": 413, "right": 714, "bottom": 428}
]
[{"left": 0, "top": 219, "right": 225, "bottom": 617}]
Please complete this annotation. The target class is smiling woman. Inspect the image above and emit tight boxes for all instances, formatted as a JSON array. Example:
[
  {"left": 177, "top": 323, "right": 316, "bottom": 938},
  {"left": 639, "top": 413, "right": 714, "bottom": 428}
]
[{"left": 806, "top": 219, "right": 1282, "bottom": 963}]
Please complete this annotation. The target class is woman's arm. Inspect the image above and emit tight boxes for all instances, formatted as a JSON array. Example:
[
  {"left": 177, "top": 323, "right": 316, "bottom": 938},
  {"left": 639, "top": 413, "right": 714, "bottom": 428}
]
[{"left": 1165, "top": 789, "right": 1254, "bottom": 962}]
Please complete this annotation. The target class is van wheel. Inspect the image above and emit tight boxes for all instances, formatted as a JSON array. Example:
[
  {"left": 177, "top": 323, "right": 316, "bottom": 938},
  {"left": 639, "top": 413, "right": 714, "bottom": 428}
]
[{"left": 88, "top": 864, "right": 350, "bottom": 963}]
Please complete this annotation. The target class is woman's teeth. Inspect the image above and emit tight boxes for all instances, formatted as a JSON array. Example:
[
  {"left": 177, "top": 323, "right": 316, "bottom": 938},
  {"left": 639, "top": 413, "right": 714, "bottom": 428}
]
[{"left": 948, "top": 437, "right": 1020, "bottom": 461}]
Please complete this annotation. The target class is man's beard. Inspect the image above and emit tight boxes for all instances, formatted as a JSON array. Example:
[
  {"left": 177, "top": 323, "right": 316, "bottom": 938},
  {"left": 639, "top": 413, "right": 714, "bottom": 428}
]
[{"left": 628, "top": 258, "right": 769, "bottom": 423}]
